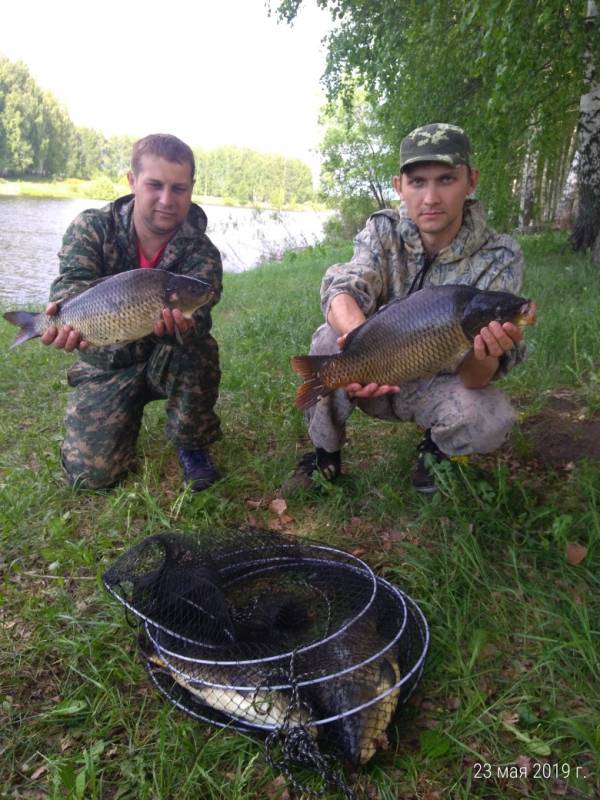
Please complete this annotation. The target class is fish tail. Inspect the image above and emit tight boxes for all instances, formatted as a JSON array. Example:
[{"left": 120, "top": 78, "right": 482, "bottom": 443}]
[
  {"left": 291, "top": 354, "right": 335, "bottom": 409},
  {"left": 3, "top": 311, "right": 40, "bottom": 348}
]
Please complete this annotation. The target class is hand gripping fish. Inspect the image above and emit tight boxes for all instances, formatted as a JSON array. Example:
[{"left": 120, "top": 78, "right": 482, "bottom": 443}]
[
  {"left": 291, "top": 284, "right": 536, "bottom": 410},
  {"left": 3, "top": 269, "right": 214, "bottom": 348}
]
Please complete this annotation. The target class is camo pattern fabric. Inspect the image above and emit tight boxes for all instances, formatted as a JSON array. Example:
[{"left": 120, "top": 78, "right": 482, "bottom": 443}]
[
  {"left": 320, "top": 199, "right": 525, "bottom": 378},
  {"left": 399, "top": 123, "right": 471, "bottom": 170},
  {"left": 61, "top": 336, "right": 221, "bottom": 489},
  {"left": 305, "top": 324, "right": 516, "bottom": 455},
  {"left": 49, "top": 194, "right": 223, "bottom": 488}
]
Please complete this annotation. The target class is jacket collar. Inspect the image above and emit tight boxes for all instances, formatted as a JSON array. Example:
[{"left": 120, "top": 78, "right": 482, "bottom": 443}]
[{"left": 397, "top": 199, "right": 490, "bottom": 263}]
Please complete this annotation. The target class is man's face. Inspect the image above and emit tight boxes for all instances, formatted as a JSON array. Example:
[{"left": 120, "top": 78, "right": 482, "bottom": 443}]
[
  {"left": 128, "top": 154, "right": 194, "bottom": 238},
  {"left": 393, "top": 162, "right": 479, "bottom": 243}
]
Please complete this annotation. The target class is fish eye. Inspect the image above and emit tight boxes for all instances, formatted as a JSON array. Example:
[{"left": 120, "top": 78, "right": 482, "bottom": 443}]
[{"left": 495, "top": 304, "right": 502, "bottom": 317}]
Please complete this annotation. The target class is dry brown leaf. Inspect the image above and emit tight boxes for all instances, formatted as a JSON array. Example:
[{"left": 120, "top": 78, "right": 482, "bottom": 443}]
[
  {"left": 269, "top": 498, "right": 287, "bottom": 517},
  {"left": 30, "top": 765, "right": 48, "bottom": 780},
  {"left": 351, "top": 546, "right": 368, "bottom": 557},
  {"left": 566, "top": 542, "right": 588, "bottom": 566},
  {"left": 245, "top": 498, "right": 263, "bottom": 509}
]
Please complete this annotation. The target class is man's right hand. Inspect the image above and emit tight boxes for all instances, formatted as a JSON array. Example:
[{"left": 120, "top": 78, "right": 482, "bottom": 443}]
[{"left": 41, "top": 302, "right": 89, "bottom": 351}]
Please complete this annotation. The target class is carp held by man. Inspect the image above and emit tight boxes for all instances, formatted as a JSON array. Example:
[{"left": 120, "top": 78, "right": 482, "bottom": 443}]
[
  {"left": 291, "top": 284, "right": 537, "bottom": 410},
  {"left": 3, "top": 269, "right": 214, "bottom": 349}
]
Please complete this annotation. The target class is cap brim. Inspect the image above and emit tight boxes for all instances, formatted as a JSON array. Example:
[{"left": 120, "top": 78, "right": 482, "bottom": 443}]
[{"left": 400, "top": 154, "right": 468, "bottom": 172}]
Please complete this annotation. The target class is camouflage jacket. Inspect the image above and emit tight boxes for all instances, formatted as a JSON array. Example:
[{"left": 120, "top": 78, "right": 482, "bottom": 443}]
[
  {"left": 320, "top": 199, "right": 525, "bottom": 376},
  {"left": 50, "top": 194, "right": 223, "bottom": 369}
]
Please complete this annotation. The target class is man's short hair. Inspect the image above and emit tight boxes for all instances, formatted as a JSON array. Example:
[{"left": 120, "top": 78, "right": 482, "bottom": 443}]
[
  {"left": 400, "top": 123, "right": 471, "bottom": 173},
  {"left": 131, "top": 134, "right": 195, "bottom": 181}
]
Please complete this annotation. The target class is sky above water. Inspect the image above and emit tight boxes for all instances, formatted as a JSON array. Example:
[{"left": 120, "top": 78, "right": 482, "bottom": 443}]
[{"left": 1, "top": 0, "right": 331, "bottom": 171}]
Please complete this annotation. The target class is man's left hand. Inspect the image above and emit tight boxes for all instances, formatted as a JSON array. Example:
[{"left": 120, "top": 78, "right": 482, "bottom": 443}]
[
  {"left": 472, "top": 320, "right": 522, "bottom": 360},
  {"left": 153, "top": 308, "right": 194, "bottom": 338}
]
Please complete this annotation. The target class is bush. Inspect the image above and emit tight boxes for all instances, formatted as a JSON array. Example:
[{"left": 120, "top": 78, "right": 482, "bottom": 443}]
[
  {"left": 84, "top": 176, "right": 120, "bottom": 201},
  {"left": 323, "top": 195, "right": 381, "bottom": 241}
]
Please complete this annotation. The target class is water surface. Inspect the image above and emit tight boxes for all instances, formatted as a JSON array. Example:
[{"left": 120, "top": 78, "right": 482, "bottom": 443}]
[{"left": 0, "top": 196, "right": 329, "bottom": 305}]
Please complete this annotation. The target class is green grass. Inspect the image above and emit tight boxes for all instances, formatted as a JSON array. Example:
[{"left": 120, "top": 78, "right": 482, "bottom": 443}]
[{"left": 1, "top": 233, "right": 599, "bottom": 799}]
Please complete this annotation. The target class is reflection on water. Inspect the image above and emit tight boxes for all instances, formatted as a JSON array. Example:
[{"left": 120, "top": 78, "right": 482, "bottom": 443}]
[{"left": 0, "top": 196, "right": 330, "bottom": 305}]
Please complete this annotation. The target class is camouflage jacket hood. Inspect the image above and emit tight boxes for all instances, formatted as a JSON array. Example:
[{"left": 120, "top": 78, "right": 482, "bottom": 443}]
[{"left": 396, "top": 199, "right": 497, "bottom": 263}]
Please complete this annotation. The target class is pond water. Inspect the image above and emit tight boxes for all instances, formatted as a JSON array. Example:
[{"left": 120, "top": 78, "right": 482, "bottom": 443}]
[{"left": 0, "top": 196, "right": 330, "bottom": 305}]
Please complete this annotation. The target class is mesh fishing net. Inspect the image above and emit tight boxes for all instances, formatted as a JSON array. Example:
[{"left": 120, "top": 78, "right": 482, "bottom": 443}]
[{"left": 103, "top": 529, "right": 429, "bottom": 795}]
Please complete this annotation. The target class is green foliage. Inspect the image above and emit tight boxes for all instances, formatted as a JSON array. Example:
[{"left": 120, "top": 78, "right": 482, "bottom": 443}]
[
  {"left": 277, "top": 0, "right": 599, "bottom": 233},
  {"left": 0, "top": 57, "right": 75, "bottom": 177},
  {"left": 319, "top": 91, "right": 396, "bottom": 207},
  {"left": 323, "top": 194, "right": 380, "bottom": 239},
  {"left": 193, "top": 144, "right": 314, "bottom": 207}
]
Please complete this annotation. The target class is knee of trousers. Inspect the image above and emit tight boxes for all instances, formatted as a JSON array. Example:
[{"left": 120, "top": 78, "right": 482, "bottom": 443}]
[
  {"left": 60, "top": 441, "right": 133, "bottom": 490},
  {"left": 430, "top": 387, "right": 517, "bottom": 455},
  {"left": 309, "top": 323, "right": 339, "bottom": 356}
]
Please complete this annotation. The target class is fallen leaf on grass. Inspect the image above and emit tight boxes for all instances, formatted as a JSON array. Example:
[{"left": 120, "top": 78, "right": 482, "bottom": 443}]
[
  {"left": 30, "top": 765, "right": 48, "bottom": 780},
  {"left": 566, "top": 543, "right": 587, "bottom": 566},
  {"left": 269, "top": 498, "right": 288, "bottom": 517}
]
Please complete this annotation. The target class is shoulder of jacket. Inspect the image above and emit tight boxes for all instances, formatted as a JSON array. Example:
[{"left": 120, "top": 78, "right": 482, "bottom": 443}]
[
  {"left": 480, "top": 228, "right": 523, "bottom": 259},
  {"left": 368, "top": 208, "right": 400, "bottom": 225}
]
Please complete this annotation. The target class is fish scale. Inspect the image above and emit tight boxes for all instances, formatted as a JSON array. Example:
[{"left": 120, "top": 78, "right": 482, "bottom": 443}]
[
  {"left": 291, "top": 284, "right": 536, "bottom": 410},
  {"left": 3, "top": 269, "right": 213, "bottom": 348}
]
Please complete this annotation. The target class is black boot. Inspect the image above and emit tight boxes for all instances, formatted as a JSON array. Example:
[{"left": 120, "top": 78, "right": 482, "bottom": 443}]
[
  {"left": 286, "top": 447, "right": 341, "bottom": 491},
  {"left": 410, "top": 430, "right": 447, "bottom": 494}
]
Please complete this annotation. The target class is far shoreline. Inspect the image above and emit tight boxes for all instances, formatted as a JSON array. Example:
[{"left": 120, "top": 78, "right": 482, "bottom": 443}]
[{"left": 0, "top": 177, "right": 328, "bottom": 214}]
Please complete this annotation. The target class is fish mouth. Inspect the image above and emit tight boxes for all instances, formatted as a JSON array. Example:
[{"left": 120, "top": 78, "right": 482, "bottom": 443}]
[{"left": 515, "top": 301, "right": 537, "bottom": 327}]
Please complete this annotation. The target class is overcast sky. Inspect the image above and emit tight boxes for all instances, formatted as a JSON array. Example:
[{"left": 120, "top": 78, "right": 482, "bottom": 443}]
[{"left": 2, "top": 0, "right": 331, "bottom": 171}]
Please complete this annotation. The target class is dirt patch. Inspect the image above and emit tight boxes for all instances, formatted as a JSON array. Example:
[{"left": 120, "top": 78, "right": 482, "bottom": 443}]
[{"left": 517, "top": 389, "right": 600, "bottom": 466}]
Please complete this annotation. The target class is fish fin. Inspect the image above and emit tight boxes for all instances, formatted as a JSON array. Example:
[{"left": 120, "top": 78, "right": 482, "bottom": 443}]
[
  {"left": 3, "top": 311, "right": 40, "bottom": 348},
  {"left": 291, "top": 355, "right": 334, "bottom": 409}
]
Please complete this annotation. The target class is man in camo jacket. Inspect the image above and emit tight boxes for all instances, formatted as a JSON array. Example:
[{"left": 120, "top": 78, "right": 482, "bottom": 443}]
[
  {"left": 288, "top": 123, "right": 529, "bottom": 494},
  {"left": 42, "top": 134, "right": 223, "bottom": 492}
]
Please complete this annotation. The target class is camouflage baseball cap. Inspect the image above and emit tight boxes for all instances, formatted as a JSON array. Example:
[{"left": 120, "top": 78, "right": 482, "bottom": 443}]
[{"left": 399, "top": 123, "right": 471, "bottom": 172}]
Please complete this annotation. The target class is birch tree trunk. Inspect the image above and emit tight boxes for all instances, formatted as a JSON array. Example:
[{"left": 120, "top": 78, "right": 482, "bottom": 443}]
[
  {"left": 555, "top": 151, "right": 579, "bottom": 230},
  {"left": 571, "top": 0, "right": 600, "bottom": 260}
]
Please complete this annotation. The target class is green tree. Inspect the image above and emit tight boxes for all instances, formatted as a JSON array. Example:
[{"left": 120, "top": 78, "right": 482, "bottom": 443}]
[{"left": 276, "top": 0, "right": 600, "bottom": 253}]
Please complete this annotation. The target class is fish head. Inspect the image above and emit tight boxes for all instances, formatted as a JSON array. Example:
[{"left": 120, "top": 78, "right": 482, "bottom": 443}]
[
  {"left": 328, "top": 657, "right": 400, "bottom": 765},
  {"left": 164, "top": 274, "right": 214, "bottom": 317},
  {"left": 461, "top": 289, "right": 536, "bottom": 339}
]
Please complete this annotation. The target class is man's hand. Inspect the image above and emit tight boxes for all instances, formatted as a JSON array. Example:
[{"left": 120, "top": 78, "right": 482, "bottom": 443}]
[
  {"left": 41, "top": 302, "right": 89, "bottom": 351},
  {"left": 459, "top": 304, "right": 536, "bottom": 389},
  {"left": 153, "top": 308, "right": 194, "bottom": 338},
  {"left": 472, "top": 320, "right": 523, "bottom": 361},
  {"left": 336, "top": 332, "right": 401, "bottom": 399}
]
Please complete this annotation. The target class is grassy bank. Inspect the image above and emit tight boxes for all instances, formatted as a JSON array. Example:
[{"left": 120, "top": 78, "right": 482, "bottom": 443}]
[{"left": 1, "top": 234, "right": 599, "bottom": 799}]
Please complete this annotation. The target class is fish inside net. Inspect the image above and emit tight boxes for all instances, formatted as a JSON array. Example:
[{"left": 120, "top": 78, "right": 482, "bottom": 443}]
[{"left": 103, "top": 528, "right": 429, "bottom": 796}]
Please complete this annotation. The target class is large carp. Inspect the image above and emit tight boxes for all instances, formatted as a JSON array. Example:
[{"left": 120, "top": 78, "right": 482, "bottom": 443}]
[
  {"left": 291, "top": 284, "right": 536, "bottom": 409},
  {"left": 3, "top": 269, "right": 214, "bottom": 349}
]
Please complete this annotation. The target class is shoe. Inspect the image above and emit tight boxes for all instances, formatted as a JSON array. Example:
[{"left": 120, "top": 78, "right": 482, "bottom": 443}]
[
  {"left": 285, "top": 448, "right": 341, "bottom": 491},
  {"left": 410, "top": 430, "right": 447, "bottom": 494},
  {"left": 178, "top": 447, "right": 219, "bottom": 492}
]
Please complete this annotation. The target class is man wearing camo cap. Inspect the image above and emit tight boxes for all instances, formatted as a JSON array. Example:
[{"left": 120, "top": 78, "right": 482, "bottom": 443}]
[{"left": 287, "top": 122, "right": 527, "bottom": 494}]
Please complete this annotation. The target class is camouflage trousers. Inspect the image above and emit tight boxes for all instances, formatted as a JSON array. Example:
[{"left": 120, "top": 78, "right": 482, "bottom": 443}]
[
  {"left": 61, "top": 335, "right": 221, "bottom": 489},
  {"left": 305, "top": 324, "right": 517, "bottom": 455}
]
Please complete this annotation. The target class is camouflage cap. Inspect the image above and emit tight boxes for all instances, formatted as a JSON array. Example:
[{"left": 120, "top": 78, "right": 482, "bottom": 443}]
[{"left": 399, "top": 123, "right": 471, "bottom": 172}]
